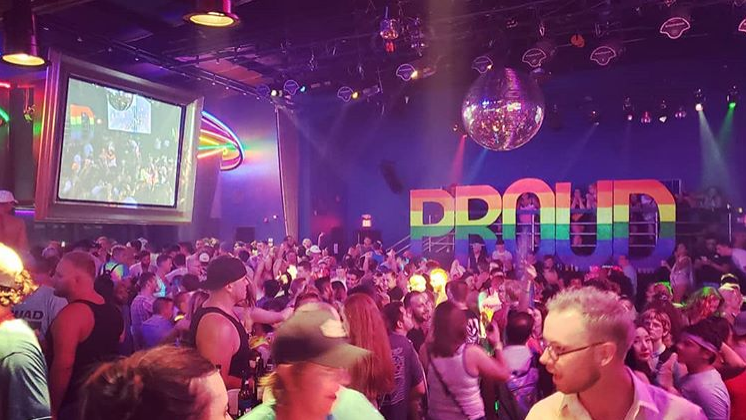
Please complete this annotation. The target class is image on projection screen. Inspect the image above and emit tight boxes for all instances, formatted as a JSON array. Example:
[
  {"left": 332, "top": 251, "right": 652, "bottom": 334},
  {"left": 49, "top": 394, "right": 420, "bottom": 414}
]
[{"left": 57, "top": 77, "right": 184, "bottom": 207}]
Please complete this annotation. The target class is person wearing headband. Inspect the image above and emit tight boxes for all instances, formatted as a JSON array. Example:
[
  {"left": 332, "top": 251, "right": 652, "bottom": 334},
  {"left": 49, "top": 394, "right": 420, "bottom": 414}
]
[
  {"left": 0, "top": 243, "right": 51, "bottom": 420},
  {"left": 673, "top": 319, "right": 731, "bottom": 420}
]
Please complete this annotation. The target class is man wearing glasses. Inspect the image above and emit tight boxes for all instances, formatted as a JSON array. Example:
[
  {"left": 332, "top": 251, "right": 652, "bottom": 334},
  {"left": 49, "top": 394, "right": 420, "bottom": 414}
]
[{"left": 527, "top": 287, "right": 705, "bottom": 419}]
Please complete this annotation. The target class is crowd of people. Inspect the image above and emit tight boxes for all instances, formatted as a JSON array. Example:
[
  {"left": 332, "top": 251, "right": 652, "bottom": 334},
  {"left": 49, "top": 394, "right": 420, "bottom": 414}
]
[
  {"left": 60, "top": 103, "right": 179, "bottom": 206},
  {"left": 1, "top": 219, "right": 746, "bottom": 419}
]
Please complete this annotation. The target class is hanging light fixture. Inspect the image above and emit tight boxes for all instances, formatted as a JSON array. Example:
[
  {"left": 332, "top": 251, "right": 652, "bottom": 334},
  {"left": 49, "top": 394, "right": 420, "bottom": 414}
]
[
  {"left": 2, "top": 0, "right": 46, "bottom": 66},
  {"left": 184, "top": 0, "right": 239, "bottom": 28}
]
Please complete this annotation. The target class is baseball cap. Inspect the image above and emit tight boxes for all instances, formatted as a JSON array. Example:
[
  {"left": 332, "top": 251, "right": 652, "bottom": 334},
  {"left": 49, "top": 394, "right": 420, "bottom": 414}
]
[
  {"left": 0, "top": 190, "right": 17, "bottom": 204},
  {"left": 200, "top": 255, "right": 247, "bottom": 290},
  {"left": 272, "top": 309, "right": 369, "bottom": 369},
  {"left": 734, "top": 312, "right": 746, "bottom": 337},
  {"left": 307, "top": 245, "right": 322, "bottom": 255},
  {"left": 0, "top": 243, "right": 36, "bottom": 305}
]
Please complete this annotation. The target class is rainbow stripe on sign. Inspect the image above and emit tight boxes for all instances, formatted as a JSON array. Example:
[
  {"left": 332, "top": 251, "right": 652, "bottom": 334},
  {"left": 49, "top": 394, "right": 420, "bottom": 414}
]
[
  {"left": 198, "top": 111, "right": 244, "bottom": 171},
  {"left": 409, "top": 179, "right": 676, "bottom": 269}
]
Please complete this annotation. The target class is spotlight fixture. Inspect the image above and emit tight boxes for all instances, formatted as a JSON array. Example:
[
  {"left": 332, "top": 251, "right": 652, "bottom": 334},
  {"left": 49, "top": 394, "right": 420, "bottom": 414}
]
[
  {"left": 471, "top": 56, "right": 494, "bottom": 74},
  {"left": 739, "top": 17, "right": 746, "bottom": 33},
  {"left": 674, "top": 106, "right": 687, "bottom": 119},
  {"left": 2, "top": 0, "right": 46, "bottom": 66},
  {"left": 623, "top": 97, "right": 635, "bottom": 121},
  {"left": 396, "top": 63, "right": 417, "bottom": 81},
  {"left": 283, "top": 79, "right": 300, "bottom": 96},
  {"left": 351, "top": 91, "right": 360, "bottom": 100},
  {"left": 660, "top": 6, "right": 691, "bottom": 39},
  {"left": 640, "top": 111, "right": 652, "bottom": 124},
  {"left": 727, "top": 85, "right": 739, "bottom": 109},
  {"left": 379, "top": 7, "right": 400, "bottom": 53},
  {"left": 590, "top": 40, "right": 623, "bottom": 66},
  {"left": 657, "top": 100, "right": 669, "bottom": 123},
  {"left": 184, "top": 0, "right": 239, "bottom": 27},
  {"left": 694, "top": 88, "right": 705, "bottom": 111},
  {"left": 337, "top": 86, "right": 353, "bottom": 102},
  {"left": 588, "top": 109, "right": 601, "bottom": 125},
  {"left": 256, "top": 84, "right": 271, "bottom": 98},
  {"left": 522, "top": 39, "right": 557, "bottom": 68}
]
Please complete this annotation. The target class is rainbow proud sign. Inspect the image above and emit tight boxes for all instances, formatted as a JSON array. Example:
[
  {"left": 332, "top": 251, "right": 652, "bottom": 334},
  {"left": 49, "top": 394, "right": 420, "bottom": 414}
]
[{"left": 410, "top": 179, "right": 676, "bottom": 269}]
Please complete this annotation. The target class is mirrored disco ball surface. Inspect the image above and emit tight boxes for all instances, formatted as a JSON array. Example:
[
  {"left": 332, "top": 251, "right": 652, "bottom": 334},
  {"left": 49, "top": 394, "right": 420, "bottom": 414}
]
[{"left": 462, "top": 67, "right": 545, "bottom": 151}]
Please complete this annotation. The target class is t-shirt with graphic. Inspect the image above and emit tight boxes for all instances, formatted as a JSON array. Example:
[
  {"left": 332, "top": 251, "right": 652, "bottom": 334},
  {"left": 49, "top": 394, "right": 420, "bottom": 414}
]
[
  {"left": 464, "top": 309, "right": 481, "bottom": 345},
  {"left": 11, "top": 285, "right": 67, "bottom": 338},
  {"left": 380, "top": 333, "right": 425, "bottom": 420}
]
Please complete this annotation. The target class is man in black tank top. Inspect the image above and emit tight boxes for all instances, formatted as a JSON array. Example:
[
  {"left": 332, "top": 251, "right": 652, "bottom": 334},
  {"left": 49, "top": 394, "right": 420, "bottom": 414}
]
[
  {"left": 191, "top": 255, "right": 251, "bottom": 389},
  {"left": 47, "top": 251, "right": 124, "bottom": 420}
]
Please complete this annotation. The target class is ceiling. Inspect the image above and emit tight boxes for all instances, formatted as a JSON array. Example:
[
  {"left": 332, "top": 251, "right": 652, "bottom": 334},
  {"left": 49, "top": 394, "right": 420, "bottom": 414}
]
[{"left": 3, "top": 0, "right": 746, "bottom": 101}]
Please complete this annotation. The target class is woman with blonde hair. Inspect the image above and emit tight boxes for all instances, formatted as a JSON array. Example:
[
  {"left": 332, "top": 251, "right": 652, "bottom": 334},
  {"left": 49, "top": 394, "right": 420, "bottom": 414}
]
[{"left": 342, "top": 293, "right": 395, "bottom": 406}]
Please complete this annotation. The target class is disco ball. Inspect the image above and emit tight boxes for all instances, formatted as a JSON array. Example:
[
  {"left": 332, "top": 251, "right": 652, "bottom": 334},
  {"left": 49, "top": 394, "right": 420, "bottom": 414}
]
[{"left": 462, "top": 67, "right": 545, "bottom": 151}]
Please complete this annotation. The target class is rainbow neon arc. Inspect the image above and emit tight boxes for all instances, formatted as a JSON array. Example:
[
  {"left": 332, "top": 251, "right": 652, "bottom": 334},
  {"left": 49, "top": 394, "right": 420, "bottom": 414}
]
[
  {"left": 198, "top": 111, "right": 244, "bottom": 171},
  {"left": 410, "top": 179, "right": 676, "bottom": 269}
]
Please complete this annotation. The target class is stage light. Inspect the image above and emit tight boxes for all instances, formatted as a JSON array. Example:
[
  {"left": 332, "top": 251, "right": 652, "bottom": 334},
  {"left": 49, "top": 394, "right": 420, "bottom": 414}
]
[
  {"left": 674, "top": 106, "right": 687, "bottom": 119},
  {"left": 256, "top": 84, "right": 270, "bottom": 98},
  {"left": 727, "top": 86, "right": 739, "bottom": 108},
  {"left": 2, "top": 0, "right": 46, "bottom": 67},
  {"left": 739, "top": 17, "right": 746, "bottom": 33},
  {"left": 522, "top": 39, "right": 557, "bottom": 68},
  {"left": 588, "top": 109, "right": 601, "bottom": 125},
  {"left": 283, "top": 79, "right": 300, "bottom": 96},
  {"left": 185, "top": 0, "right": 239, "bottom": 27},
  {"left": 694, "top": 88, "right": 705, "bottom": 111},
  {"left": 408, "top": 274, "right": 426, "bottom": 293},
  {"left": 361, "top": 214, "right": 372, "bottom": 228},
  {"left": 351, "top": 91, "right": 360, "bottom": 100},
  {"left": 396, "top": 63, "right": 417, "bottom": 81},
  {"left": 379, "top": 7, "right": 400, "bottom": 53},
  {"left": 640, "top": 111, "right": 652, "bottom": 124},
  {"left": 471, "top": 56, "right": 494, "bottom": 74},
  {"left": 337, "top": 86, "right": 353, "bottom": 102},
  {"left": 660, "top": 6, "right": 691, "bottom": 39},
  {"left": 657, "top": 100, "right": 669, "bottom": 123},
  {"left": 623, "top": 97, "right": 635, "bottom": 121},
  {"left": 270, "top": 89, "right": 278, "bottom": 97},
  {"left": 299, "top": 85, "right": 307, "bottom": 93},
  {"left": 590, "top": 40, "right": 623, "bottom": 66}
]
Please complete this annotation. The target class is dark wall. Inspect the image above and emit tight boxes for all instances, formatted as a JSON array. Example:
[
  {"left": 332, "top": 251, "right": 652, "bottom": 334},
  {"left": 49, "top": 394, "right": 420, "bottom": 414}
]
[
  {"left": 199, "top": 96, "right": 285, "bottom": 243},
  {"left": 298, "top": 58, "right": 746, "bottom": 245}
]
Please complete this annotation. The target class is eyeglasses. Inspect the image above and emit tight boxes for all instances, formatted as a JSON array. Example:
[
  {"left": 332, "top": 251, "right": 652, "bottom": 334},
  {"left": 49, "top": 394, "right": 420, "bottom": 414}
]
[{"left": 543, "top": 341, "right": 606, "bottom": 362}]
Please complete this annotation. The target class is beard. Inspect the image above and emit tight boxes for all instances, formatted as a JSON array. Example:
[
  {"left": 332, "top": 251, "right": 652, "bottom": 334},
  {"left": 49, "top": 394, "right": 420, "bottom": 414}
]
[{"left": 555, "top": 365, "right": 601, "bottom": 395}]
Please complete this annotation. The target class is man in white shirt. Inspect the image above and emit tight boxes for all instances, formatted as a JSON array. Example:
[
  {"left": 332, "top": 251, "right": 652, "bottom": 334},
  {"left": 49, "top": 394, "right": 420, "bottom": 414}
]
[
  {"left": 527, "top": 287, "right": 705, "bottom": 420},
  {"left": 491, "top": 240, "right": 513, "bottom": 272}
]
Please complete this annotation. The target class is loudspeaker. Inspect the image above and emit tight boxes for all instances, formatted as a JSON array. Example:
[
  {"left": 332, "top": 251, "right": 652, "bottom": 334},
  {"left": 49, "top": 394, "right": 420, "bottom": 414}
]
[
  {"left": 235, "top": 227, "right": 256, "bottom": 243},
  {"left": 379, "top": 160, "right": 404, "bottom": 194},
  {"left": 328, "top": 227, "right": 344, "bottom": 257}
]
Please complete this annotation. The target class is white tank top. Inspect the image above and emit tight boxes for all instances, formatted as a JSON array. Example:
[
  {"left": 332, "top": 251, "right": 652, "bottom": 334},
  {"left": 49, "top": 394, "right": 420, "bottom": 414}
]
[{"left": 427, "top": 344, "right": 485, "bottom": 420}]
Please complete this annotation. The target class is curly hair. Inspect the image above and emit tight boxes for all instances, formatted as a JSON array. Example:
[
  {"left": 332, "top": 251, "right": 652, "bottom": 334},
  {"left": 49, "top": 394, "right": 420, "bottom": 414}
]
[
  {"left": 0, "top": 243, "right": 37, "bottom": 307},
  {"left": 0, "top": 269, "right": 37, "bottom": 307}
]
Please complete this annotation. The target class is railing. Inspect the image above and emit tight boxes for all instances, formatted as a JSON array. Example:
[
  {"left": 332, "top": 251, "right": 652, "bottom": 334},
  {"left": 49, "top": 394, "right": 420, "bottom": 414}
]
[{"left": 391, "top": 207, "right": 737, "bottom": 257}]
